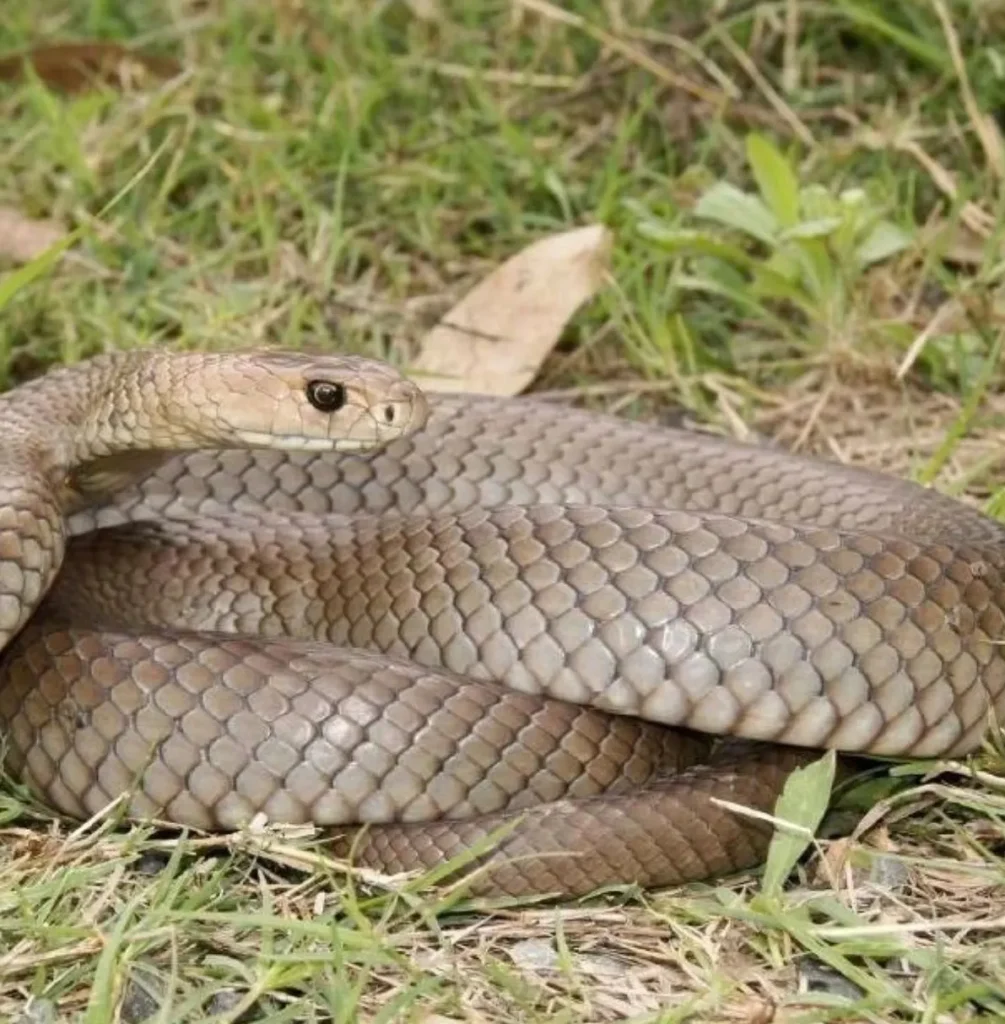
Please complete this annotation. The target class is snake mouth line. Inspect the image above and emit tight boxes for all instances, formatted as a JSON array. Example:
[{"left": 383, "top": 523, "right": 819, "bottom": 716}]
[{"left": 235, "top": 430, "right": 376, "bottom": 452}]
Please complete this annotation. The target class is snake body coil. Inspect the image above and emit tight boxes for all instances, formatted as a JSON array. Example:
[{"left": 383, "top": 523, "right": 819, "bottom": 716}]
[{"left": 0, "top": 350, "right": 1002, "bottom": 897}]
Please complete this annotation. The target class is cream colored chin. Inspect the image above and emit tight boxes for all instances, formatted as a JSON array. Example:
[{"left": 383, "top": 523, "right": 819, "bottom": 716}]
[{"left": 235, "top": 430, "right": 377, "bottom": 452}]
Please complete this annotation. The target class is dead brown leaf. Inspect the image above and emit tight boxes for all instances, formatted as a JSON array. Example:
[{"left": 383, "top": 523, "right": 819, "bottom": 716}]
[
  {"left": 0, "top": 42, "right": 180, "bottom": 94},
  {"left": 0, "top": 208, "right": 68, "bottom": 264},
  {"left": 405, "top": 0, "right": 442, "bottom": 20},
  {"left": 412, "top": 225, "right": 611, "bottom": 395}
]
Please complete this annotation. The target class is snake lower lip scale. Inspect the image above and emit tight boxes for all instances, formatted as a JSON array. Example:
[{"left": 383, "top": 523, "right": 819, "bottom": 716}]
[
  {"left": 236, "top": 431, "right": 373, "bottom": 453},
  {"left": 0, "top": 347, "right": 1002, "bottom": 898}
]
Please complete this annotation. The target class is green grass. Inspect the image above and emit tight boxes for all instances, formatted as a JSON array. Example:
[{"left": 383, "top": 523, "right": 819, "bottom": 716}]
[{"left": 2, "top": 1, "right": 1005, "bottom": 1021}]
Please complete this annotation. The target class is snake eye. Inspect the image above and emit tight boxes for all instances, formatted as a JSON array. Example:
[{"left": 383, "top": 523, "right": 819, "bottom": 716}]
[{"left": 306, "top": 380, "right": 347, "bottom": 413}]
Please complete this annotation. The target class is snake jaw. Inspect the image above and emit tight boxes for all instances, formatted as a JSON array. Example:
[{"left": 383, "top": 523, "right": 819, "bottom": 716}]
[{"left": 233, "top": 430, "right": 380, "bottom": 453}]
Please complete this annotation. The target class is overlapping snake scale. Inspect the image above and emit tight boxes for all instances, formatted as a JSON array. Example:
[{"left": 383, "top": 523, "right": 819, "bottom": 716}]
[{"left": 0, "top": 347, "right": 1002, "bottom": 898}]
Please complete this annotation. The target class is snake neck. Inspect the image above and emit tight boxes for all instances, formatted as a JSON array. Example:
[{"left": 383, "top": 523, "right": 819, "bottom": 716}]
[{"left": 0, "top": 352, "right": 185, "bottom": 508}]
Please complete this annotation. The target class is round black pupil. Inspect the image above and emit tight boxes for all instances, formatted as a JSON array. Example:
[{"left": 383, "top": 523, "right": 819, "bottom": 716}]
[{"left": 308, "top": 381, "right": 345, "bottom": 411}]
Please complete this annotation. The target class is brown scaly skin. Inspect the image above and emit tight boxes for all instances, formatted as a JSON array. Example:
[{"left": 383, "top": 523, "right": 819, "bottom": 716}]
[
  {"left": 0, "top": 348, "right": 427, "bottom": 649},
  {"left": 1, "top": 355, "right": 1003, "bottom": 898}
]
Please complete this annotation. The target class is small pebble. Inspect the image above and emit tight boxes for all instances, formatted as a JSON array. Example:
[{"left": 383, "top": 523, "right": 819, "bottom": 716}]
[
  {"left": 14, "top": 998, "right": 57, "bottom": 1024},
  {"left": 868, "top": 853, "right": 910, "bottom": 892},
  {"left": 799, "top": 959, "right": 865, "bottom": 1001},
  {"left": 508, "top": 938, "right": 622, "bottom": 978},
  {"left": 508, "top": 938, "right": 559, "bottom": 971},
  {"left": 205, "top": 989, "right": 276, "bottom": 1022},
  {"left": 133, "top": 852, "right": 171, "bottom": 876},
  {"left": 120, "top": 977, "right": 162, "bottom": 1023}
]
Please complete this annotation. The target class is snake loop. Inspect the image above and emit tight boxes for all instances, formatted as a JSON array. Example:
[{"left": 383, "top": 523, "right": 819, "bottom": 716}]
[{"left": 0, "top": 349, "right": 1002, "bottom": 897}]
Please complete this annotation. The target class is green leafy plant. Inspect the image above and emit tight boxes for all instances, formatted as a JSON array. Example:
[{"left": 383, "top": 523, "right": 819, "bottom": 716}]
[
  {"left": 637, "top": 133, "right": 914, "bottom": 354},
  {"left": 759, "top": 749, "right": 837, "bottom": 899}
]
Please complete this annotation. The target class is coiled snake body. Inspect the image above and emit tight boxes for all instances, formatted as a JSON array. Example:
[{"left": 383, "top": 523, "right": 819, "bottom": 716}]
[{"left": 0, "top": 348, "right": 1003, "bottom": 897}]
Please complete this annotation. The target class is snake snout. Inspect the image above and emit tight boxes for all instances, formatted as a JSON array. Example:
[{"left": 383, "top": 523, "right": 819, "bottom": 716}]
[{"left": 368, "top": 378, "right": 430, "bottom": 442}]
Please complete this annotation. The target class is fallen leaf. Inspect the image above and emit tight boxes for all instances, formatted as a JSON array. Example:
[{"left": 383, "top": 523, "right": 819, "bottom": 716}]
[
  {"left": 405, "top": 0, "right": 442, "bottom": 20},
  {"left": 412, "top": 224, "right": 611, "bottom": 395},
  {"left": 922, "top": 216, "right": 996, "bottom": 267},
  {"left": 0, "top": 207, "right": 68, "bottom": 264},
  {"left": 0, "top": 42, "right": 180, "bottom": 94},
  {"left": 812, "top": 835, "right": 855, "bottom": 886}
]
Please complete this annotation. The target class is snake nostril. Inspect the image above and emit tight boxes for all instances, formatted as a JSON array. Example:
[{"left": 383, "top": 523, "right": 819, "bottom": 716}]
[{"left": 383, "top": 405, "right": 396, "bottom": 424}]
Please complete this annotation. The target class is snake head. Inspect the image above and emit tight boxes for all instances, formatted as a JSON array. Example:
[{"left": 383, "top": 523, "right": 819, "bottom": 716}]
[{"left": 157, "top": 349, "right": 430, "bottom": 454}]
